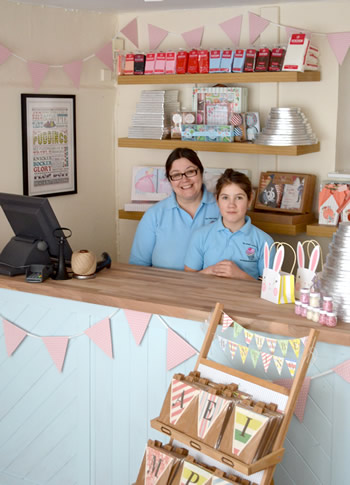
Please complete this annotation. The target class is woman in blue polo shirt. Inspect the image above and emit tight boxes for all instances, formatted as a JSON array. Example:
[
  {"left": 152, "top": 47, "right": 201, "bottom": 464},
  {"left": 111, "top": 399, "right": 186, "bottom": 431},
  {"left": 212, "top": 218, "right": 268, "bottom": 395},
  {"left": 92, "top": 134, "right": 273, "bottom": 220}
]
[
  {"left": 129, "top": 148, "right": 220, "bottom": 270},
  {"left": 184, "top": 169, "right": 274, "bottom": 280}
]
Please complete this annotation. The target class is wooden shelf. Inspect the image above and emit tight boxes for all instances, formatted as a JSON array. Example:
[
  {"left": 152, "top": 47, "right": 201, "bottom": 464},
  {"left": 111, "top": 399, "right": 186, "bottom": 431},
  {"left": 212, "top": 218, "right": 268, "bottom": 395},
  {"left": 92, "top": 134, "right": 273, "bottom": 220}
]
[
  {"left": 119, "top": 210, "right": 315, "bottom": 235},
  {"left": 306, "top": 223, "right": 337, "bottom": 237},
  {"left": 118, "top": 138, "right": 320, "bottom": 156},
  {"left": 150, "top": 418, "right": 285, "bottom": 476},
  {"left": 117, "top": 71, "right": 321, "bottom": 85}
]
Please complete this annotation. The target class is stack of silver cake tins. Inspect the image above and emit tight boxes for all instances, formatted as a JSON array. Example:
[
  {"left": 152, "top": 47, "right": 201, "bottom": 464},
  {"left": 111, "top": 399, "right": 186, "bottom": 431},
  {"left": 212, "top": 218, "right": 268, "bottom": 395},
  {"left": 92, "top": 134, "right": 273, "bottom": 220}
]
[
  {"left": 320, "top": 222, "right": 350, "bottom": 322},
  {"left": 254, "top": 107, "right": 318, "bottom": 146}
]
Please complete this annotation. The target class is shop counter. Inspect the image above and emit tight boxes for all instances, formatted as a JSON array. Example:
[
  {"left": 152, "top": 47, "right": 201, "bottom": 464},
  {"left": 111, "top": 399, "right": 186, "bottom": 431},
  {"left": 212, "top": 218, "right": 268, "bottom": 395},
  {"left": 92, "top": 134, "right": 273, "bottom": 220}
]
[{"left": 0, "top": 264, "right": 349, "bottom": 484}]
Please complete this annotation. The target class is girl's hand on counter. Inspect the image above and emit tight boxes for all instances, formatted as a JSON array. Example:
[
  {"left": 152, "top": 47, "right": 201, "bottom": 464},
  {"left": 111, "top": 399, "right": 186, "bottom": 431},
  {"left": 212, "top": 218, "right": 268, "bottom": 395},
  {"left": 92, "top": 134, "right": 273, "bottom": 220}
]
[{"left": 201, "top": 260, "right": 255, "bottom": 281}]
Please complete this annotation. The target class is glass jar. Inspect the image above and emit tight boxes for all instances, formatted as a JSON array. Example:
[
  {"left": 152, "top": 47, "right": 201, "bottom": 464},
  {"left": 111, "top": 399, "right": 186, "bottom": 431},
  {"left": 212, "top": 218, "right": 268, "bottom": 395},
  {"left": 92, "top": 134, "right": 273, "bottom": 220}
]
[
  {"left": 322, "top": 296, "right": 333, "bottom": 312},
  {"left": 309, "top": 292, "right": 321, "bottom": 308},
  {"left": 319, "top": 310, "right": 327, "bottom": 325},
  {"left": 300, "top": 288, "right": 310, "bottom": 305},
  {"left": 326, "top": 312, "right": 337, "bottom": 327},
  {"left": 301, "top": 303, "right": 308, "bottom": 318},
  {"left": 306, "top": 305, "right": 314, "bottom": 320},
  {"left": 295, "top": 300, "right": 302, "bottom": 315},
  {"left": 312, "top": 308, "right": 320, "bottom": 323}
]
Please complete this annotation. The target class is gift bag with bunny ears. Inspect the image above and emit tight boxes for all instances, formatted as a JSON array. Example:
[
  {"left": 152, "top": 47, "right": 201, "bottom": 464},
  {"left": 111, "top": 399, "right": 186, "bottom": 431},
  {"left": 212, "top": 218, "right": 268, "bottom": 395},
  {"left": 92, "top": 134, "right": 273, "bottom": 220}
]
[
  {"left": 261, "top": 242, "right": 296, "bottom": 304},
  {"left": 295, "top": 239, "right": 323, "bottom": 299}
]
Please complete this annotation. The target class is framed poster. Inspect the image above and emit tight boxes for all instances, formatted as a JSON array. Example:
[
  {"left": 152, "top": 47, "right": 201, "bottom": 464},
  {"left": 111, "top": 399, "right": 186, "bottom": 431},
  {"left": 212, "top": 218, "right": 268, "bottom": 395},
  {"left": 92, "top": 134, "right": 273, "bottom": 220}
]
[{"left": 21, "top": 94, "right": 77, "bottom": 197}]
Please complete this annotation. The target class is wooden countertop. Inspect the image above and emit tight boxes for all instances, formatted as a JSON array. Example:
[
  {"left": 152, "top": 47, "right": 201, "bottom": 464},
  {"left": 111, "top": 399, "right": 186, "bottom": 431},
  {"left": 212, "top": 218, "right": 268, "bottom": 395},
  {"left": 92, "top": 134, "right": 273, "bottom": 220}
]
[{"left": 0, "top": 263, "right": 349, "bottom": 346}]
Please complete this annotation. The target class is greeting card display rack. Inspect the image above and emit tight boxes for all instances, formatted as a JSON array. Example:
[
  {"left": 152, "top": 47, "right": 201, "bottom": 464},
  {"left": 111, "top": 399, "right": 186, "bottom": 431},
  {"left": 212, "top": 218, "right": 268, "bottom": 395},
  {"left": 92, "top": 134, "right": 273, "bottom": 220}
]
[{"left": 150, "top": 302, "right": 319, "bottom": 485}]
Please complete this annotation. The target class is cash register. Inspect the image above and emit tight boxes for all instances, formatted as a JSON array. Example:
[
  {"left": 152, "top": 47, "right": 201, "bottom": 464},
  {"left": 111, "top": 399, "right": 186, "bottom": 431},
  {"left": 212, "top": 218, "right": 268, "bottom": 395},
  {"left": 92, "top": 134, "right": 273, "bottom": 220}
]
[{"left": 0, "top": 192, "right": 72, "bottom": 279}]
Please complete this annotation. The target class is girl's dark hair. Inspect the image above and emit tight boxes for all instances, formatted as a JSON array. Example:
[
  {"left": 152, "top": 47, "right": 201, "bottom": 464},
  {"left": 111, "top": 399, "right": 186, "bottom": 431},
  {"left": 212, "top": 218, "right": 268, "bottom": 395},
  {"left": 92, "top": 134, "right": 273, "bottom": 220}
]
[
  {"left": 216, "top": 169, "right": 252, "bottom": 200},
  {"left": 165, "top": 148, "right": 204, "bottom": 180}
]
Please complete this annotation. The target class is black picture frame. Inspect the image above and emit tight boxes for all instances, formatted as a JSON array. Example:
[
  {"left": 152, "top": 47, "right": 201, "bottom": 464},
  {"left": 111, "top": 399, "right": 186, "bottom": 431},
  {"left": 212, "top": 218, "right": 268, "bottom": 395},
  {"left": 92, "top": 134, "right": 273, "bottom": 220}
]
[{"left": 21, "top": 94, "right": 77, "bottom": 197}]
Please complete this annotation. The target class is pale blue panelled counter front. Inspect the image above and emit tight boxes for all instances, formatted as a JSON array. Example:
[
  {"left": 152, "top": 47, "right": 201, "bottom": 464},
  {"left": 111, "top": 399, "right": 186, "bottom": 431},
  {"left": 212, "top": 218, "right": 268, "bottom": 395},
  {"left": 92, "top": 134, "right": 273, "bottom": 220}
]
[{"left": 0, "top": 263, "right": 350, "bottom": 485}]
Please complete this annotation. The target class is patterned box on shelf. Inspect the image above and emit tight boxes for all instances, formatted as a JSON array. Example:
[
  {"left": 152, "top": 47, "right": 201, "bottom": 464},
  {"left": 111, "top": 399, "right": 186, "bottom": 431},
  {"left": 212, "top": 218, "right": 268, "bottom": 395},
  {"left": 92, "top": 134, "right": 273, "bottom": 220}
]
[{"left": 181, "top": 124, "right": 234, "bottom": 142}]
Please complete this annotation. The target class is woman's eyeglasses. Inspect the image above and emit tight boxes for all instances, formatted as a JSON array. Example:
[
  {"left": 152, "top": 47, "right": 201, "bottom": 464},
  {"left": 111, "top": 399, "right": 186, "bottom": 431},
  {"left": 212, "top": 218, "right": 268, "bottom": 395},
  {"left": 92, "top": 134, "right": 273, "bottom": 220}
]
[{"left": 169, "top": 168, "right": 199, "bottom": 182}]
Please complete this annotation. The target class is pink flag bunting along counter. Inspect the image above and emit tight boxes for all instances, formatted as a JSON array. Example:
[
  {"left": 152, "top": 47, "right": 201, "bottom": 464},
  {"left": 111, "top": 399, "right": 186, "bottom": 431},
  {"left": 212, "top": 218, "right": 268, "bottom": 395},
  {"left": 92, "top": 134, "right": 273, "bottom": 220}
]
[
  {"left": 85, "top": 317, "right": 113, "bottom": 359},
  {"left": 42, "top": 336, "right": 69, "bottom": 373},
  {"left": 123, "top": 309, "right": 152, "bottom": 346}
]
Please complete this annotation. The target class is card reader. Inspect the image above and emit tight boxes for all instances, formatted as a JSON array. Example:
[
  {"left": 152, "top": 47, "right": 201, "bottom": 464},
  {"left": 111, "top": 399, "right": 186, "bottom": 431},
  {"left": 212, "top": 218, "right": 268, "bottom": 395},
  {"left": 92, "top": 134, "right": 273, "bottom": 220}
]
[{"left": 25, "top": 264, "right": 53, "bottom": 283}]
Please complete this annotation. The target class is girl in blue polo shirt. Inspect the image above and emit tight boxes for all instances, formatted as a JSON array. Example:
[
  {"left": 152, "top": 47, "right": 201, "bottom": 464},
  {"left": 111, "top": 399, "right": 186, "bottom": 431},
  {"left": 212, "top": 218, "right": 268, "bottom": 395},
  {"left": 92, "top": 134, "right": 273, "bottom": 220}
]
[{"left": 184, "top": 169, "right": 274, "bottom": 280}]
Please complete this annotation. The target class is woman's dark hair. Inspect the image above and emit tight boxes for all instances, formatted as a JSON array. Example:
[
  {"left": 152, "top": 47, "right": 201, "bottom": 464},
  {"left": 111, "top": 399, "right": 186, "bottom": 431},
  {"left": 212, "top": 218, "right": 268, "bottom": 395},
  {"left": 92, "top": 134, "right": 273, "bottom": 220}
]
[
  {"left": 165, "top": 147, "right": 204, "bottom": 180},
  {"left": 216, "top": 169, "right": 252, "bottom": 200}
]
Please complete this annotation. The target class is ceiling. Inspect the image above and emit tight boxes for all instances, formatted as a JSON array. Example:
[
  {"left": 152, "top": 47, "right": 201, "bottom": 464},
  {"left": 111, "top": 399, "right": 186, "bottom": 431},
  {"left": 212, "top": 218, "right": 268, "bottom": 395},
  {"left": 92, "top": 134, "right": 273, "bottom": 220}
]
[{"left": 8, "top": 0, "right": 325, "bottom": 14}]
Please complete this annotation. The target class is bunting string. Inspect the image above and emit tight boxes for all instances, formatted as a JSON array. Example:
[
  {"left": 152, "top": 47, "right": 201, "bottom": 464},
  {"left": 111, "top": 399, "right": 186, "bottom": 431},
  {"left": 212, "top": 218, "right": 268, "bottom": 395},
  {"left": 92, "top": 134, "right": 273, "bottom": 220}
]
[
  {"left": 0, "top": 308, "right": 198, "bottom": 373},
  {"left": 0, "top": 10, "right": 349, "bottom": 90}
]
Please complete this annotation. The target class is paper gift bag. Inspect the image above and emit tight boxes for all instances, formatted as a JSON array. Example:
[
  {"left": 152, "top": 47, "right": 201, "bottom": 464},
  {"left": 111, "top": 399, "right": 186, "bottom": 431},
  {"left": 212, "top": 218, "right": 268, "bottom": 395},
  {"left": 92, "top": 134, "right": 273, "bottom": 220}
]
[
  {"left": 296, "top": 240, "right": 322, "bottom": 298},
  {"left": 318, "top": 183, "right": 350, "bottom": 225},
  {"left": 135, "top": 440, "right": 188, "bottom": 485},
  {"left": 261, "top": 242, "right": 296, "bottom": 304}
]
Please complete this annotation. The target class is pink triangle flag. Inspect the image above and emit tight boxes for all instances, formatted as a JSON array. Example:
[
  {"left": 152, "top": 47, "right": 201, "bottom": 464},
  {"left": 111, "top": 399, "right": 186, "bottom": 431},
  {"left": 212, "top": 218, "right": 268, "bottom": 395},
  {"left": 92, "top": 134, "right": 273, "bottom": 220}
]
[
  {"left": 248, "top": 12, "right": 270, "bottom": 44},
  {"left": 181, "top": 26, "right": 204, "bottom": 48},
  {"left": 27, "top": 61, "right": 49, "bottom": 90},
  {"left": 63, "top": 60, "right": 83, "bottom": 88},
  {"left": 333, "top": 359, "right": 350, "bottom": 383},
  {"left": 42, "top": 336, "right": 69, "bottom": 372},
  {"left": 121, "top": 17, "right": 139, "bottom": 48},
  {"left": 0, "top": 44, "right": 11, "bottom": 65},
  {"left": 327, "top": 32, "right": 350, "bottom": 65},
  {"left": 221, "top": 312, "right": 233, "bottom": 331},
  {"left": 2, "top": 319, "right": 27, "bottom": 356},
  {"left": 124, "top": 309, "right": 152, "bottom": 346},
  {"left": 95, "top": 41, "right": 113, "bottom": 71},
  {"left": 274, "top": 377, "right": 311, "bottom": 422},
  {"left": 219, "top": 15, "right": 243, "bottom": 46},
  {"left": 85, "top": 317, "right": 113, "bottom": 358},
  {"left": 148, "top": 24, "right": 169, "bottom": 51},
  {"left": 261, "top": 352, "right": 273, "bottom": 373},
  {"left": 167, "top": 328, "right": 197, "bottom": 371}
]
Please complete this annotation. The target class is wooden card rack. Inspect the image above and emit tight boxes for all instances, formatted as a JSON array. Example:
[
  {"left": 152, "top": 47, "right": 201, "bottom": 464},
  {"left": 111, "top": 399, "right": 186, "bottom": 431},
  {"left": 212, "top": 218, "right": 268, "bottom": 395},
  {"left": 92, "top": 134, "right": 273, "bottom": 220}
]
[{"left": 151, "top": 302, "right": 319, "bottom": 485}]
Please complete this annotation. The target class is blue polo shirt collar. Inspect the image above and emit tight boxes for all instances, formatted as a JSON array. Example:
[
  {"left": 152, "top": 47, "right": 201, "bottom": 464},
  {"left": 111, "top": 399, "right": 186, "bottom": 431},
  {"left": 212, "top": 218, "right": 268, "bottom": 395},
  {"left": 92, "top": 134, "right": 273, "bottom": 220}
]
[{"left": 216, "top": 215, "right": 252, "bottom": 235}]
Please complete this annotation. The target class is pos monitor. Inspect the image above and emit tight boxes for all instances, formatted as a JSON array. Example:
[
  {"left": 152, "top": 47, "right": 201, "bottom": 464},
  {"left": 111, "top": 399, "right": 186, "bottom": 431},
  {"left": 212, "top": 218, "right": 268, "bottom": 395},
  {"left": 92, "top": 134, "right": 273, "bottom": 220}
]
[{"left": 0, "top": 192, "right": 72, "bottom": 276}]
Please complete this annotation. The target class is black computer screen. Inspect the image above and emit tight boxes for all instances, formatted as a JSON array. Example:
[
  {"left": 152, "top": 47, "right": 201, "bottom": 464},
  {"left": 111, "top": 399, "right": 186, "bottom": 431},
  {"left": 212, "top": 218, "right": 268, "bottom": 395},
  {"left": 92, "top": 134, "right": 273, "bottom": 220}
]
[{"left": 0, "top": 192, "right": 72, "bottom": 262}]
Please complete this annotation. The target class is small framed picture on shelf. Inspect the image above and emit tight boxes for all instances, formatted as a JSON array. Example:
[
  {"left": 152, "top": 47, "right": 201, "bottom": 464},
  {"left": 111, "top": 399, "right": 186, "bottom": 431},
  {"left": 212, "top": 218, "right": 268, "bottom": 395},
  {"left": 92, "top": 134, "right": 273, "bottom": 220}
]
[
  {"left": 131, "top": 166, "right": 172, "bottom": 201},
  {"left": 254, "top": 172, "right": 316, "bottom": 214}
]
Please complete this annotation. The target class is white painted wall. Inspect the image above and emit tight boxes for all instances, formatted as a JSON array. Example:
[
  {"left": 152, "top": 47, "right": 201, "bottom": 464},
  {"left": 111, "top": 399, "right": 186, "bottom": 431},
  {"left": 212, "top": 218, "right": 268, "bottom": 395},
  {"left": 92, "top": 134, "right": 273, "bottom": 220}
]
[{"left": 0, "top": 0, "right": 118, "bottom": 260}]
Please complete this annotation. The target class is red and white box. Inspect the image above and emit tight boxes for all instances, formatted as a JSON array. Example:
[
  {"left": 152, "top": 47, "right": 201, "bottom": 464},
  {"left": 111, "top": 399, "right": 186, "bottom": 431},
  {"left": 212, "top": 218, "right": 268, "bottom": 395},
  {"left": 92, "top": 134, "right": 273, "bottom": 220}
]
[
  {"left": 282, "top": 33, "right": 310, "bottom": 72},
  {"left": 198, "top": 50, "right": 209, "bottom": 74},
  {"left": 165, "top": 51, "right": 176, "bottom": 74},
  {"left": 144, "top": 53, "right": 156, "bottom": 75},
  {"left": 176, "top": 50, "right": 188, "bottom": 74},
  {"left": 187, "top": 49, "right": 199, "bottom": 74},
  {"left": 154, "top": 52, "right": 166, "bottom": 74},
  {"left": 124, "top": 53, "right": 135, "bottom": 75}
]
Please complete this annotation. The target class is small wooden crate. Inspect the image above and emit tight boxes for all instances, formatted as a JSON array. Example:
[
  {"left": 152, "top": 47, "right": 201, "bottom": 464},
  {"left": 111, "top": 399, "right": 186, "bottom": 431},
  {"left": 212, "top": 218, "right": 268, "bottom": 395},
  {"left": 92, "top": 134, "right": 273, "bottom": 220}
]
[{"left": 255, "top": 172, "right": 316, "bottom": 214}]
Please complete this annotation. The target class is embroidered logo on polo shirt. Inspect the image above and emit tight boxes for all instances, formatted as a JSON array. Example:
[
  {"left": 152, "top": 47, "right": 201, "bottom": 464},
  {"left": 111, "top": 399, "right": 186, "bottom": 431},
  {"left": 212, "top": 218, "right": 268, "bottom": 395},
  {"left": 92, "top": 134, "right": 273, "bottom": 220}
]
[{"left": 246, "top": 247, "right": 256, "bottom": 260}]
